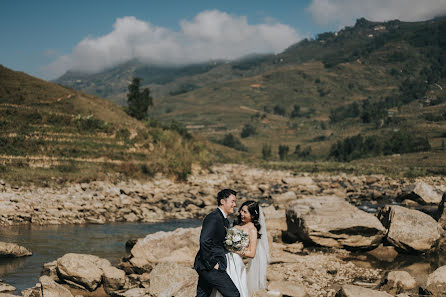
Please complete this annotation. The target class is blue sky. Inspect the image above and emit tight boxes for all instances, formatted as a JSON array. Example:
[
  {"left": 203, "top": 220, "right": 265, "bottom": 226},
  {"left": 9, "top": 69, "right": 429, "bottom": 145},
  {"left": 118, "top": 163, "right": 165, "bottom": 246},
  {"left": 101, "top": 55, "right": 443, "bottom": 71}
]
[{"left": 1, "top": 0, "right": 445, "bottom": 80}]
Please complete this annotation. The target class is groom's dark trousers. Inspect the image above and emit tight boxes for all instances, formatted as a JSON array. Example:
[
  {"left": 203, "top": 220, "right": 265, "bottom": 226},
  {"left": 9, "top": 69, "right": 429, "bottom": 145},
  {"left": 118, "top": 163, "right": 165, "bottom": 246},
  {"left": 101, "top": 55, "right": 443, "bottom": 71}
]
[{"left": 194, "top": 209, "right": 240, "bottom": 297}]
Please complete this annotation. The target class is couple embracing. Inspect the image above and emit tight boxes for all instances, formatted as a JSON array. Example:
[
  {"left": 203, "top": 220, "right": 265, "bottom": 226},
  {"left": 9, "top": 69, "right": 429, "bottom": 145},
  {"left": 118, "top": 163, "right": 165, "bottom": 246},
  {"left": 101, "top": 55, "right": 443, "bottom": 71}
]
[{"left": 194, "top": 189, "right": 270, "bottom": 297}]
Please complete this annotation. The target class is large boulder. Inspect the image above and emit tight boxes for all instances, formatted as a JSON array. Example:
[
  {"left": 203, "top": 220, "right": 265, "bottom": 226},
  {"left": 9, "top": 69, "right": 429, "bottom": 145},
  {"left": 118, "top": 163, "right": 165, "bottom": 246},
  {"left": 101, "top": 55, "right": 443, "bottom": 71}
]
[
  {"left": 146, "top": 262, "right": 198, "bottom": 297},
  {"left": 286, "top": 196, "right": 385, "bottom": 249},
  {"left": 0, "top": 242, "right": 32, "bottom": 257},
  {"left": 400, "top": 181, "right": 442, "bottom": 205},
  {"left": 40, "top": 275, "right": 74, "bottom": 297},
  {"left": 56, "top": 253, "right": 125, "bottom": 292},
  {"left": 335, "top": 285, "right": 392, "bottom": 297},
  {"left": 423, "top": 265, "right": 446, "bottom": 296},
  {"left": 378, "top": 205, "right": 442, "bottom": 253},
  {"left": 129, "top": 227, "right": 200, "bottom": 270}
]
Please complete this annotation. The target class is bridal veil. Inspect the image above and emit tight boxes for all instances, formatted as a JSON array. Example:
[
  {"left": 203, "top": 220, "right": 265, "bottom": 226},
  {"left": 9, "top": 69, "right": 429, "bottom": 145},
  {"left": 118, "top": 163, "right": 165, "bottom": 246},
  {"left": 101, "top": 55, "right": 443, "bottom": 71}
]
[{"left": 246, "top": 206, "right": 270, "bottom": 294}]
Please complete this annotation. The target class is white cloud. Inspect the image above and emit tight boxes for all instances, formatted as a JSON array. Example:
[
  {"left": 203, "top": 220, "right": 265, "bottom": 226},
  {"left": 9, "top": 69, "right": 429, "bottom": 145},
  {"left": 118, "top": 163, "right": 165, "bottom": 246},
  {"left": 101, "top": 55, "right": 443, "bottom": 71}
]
[
  {"left": 308, "top": 0, "right": 446, "bottom": 27},
  {"left": 45, "top": 10, "right": 300, "bottom": 79}
]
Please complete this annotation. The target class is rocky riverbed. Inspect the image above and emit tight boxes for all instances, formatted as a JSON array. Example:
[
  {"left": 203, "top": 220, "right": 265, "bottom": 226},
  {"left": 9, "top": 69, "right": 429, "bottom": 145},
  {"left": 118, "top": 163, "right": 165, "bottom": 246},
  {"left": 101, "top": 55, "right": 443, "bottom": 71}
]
[
  {"left": 1, "top": 164, "right": 446, "bottom": 296},
  {"left": 1, "top": 164, "right": 445, "bottom": 226}
]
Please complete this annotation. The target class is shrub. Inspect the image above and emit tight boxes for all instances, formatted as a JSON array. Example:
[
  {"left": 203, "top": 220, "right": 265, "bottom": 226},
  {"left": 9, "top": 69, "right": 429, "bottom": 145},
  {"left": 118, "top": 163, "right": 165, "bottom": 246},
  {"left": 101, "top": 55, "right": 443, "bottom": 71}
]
[
  {"left": 116, "top": 128, "right": 131, "bottom": 140},
  {"left": 273, "top": 105, "right": 286, "bottom": 116},
  {"left": 240, "top": 124, "right": 257, "bottom": 138},
  {"left": 75, "top": 115, "right": 109, "bottom": 133},
  {"left": 218, "top": 134, "right": 247, "bottom": 151},
  {"left": 330, "top": 102, "right": 360, "bottom": 123},
  {"left": 169, "top": 120, "right": 192, "bottom": 140},
  {"left": 46, "top": 113, "right": 72, "bottom": 126}
]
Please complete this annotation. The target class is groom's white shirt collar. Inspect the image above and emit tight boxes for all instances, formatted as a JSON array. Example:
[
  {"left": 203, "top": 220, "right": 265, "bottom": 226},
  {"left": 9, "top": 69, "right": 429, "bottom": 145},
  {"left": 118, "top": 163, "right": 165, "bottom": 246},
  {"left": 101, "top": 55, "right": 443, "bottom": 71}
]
[{"left": 218, "top": 207, "right": 227, "bottom": 218}]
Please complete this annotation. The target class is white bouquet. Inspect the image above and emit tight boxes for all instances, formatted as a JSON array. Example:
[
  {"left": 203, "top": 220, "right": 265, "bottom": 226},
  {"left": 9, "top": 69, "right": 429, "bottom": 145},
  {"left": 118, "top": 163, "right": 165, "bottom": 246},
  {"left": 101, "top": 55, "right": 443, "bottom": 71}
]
[{"left": 225, "top": 227, "right": 249, "bottom": 252}]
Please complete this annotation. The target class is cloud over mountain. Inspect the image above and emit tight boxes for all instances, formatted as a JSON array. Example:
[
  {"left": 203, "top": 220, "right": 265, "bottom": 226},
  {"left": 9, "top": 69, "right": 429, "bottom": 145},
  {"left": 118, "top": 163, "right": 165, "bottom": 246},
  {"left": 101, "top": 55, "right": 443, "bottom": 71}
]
[
  {"left": 308, "top": 0, "right": 446, "bottom": 26},
  {"left": 46, "top": 10, "right": 300, "bottom": 78}
]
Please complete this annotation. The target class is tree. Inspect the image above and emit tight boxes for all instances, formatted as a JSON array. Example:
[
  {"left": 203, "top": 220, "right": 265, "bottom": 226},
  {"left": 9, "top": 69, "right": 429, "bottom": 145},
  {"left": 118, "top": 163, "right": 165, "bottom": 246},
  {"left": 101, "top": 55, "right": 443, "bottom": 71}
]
[
  {"left": 262, "top": 144, "right": 272, "bottom": 160},
  {"left": 127, "top": 77, "right": 153, "bottom": 120},
  {"left": 290, "top": 105, "right": 301, "bottom": 118},
  {"left": 278, "top": 145, "right": 289, "bottom": 160}
]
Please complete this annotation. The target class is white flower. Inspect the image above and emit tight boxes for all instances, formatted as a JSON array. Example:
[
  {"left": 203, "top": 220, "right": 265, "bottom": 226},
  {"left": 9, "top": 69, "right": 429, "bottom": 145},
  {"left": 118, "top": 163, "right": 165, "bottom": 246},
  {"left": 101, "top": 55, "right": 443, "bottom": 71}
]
[
  {"left": 225, "top": 239, "right": 233, "bottom": 246},
  {"left": 233, "top": 234, "right": 241, "bottom": 242}
]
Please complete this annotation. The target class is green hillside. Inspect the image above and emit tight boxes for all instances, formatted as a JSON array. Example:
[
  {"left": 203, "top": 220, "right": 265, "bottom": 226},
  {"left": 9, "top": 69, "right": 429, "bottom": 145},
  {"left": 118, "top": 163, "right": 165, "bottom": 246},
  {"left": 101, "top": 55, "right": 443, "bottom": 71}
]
[
  {"left": 148, "top": 17, "right": 446, "bottom": 175},
  {"left": 53, "top": 17, "right": 446, "bottom": 176},
  {"left": 54, "top": 60, "right": 230, "bottom": 105},
  {"left": 0, "top": 65, "right": 217, "bottom": 184}
]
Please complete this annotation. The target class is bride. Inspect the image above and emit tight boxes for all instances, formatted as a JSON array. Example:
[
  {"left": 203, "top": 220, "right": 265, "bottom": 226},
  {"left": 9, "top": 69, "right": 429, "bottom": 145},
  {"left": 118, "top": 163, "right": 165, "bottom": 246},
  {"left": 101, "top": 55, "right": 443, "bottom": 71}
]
[{"left": 211, "top": 200, "right": 270, "bottom": 297}]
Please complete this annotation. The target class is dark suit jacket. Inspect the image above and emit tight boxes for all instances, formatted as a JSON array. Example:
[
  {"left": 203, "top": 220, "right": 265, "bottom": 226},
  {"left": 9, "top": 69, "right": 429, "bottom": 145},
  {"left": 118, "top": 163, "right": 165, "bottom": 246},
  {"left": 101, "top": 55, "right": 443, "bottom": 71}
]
[{"left": 194, "top": 209, "right": 229, "bottom": 271}]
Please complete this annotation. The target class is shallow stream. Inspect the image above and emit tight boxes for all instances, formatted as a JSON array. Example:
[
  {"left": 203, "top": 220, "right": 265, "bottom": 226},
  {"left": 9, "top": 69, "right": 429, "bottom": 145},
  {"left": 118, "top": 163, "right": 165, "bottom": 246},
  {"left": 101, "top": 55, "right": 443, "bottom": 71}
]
[{"left": 0, "top": 220, "right": 201, "bottom": 293}]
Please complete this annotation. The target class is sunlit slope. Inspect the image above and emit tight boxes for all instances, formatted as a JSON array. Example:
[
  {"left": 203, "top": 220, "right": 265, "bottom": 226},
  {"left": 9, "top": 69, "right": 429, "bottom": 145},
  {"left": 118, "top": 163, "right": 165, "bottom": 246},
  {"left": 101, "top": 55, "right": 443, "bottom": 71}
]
[{"left": 0, "top": 65, "right": 211, "bottom": 182}]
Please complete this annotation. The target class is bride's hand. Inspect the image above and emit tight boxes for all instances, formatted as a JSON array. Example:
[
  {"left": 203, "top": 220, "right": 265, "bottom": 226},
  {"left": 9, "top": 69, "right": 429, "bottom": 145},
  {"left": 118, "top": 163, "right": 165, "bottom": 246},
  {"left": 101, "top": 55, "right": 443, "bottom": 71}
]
[{"left": 235, "top": 248, "right": 246, "bottom": 258}]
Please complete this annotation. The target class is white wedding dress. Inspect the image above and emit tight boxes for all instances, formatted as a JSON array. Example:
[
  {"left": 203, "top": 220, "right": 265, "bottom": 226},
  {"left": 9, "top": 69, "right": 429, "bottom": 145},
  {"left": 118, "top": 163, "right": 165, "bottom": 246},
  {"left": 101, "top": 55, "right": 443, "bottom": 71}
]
[{"left": 211, "top": 208, "right": 270, "bottom": 297}]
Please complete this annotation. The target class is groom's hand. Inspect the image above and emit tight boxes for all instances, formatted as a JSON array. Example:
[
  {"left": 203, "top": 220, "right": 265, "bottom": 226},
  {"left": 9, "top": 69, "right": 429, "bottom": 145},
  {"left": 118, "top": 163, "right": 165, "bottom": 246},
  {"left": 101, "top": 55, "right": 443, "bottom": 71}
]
[{"left": 214, "top": 263, "right": 219, "bottom": 270}]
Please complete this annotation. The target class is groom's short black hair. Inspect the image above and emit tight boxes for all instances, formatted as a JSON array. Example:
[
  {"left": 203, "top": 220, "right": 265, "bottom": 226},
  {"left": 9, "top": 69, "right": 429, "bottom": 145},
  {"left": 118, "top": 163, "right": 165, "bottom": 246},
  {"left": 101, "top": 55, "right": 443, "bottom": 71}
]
[{"left": 217, "top": 189, "right": 237, "bottom": 206}]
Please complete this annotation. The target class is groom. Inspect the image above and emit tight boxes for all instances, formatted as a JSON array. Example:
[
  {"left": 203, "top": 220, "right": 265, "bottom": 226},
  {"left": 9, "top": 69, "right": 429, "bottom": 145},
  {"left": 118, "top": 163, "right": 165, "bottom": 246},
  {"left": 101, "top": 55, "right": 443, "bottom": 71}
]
[{"left": 194, "top": 189, "right": 240, "bottom": 297}]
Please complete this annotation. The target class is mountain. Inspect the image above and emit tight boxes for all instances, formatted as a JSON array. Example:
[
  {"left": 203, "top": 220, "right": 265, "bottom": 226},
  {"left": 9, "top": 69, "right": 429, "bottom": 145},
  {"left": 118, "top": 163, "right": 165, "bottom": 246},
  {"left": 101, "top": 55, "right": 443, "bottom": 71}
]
[
  {"left": 54, "top": 17, "right": 446, "bottom": 176},
  {"left": 0, "top": 65, "right": 215, "bottom": 184},
  {"left": 54, "top": 54, "right": 277, "bottom": 105}
]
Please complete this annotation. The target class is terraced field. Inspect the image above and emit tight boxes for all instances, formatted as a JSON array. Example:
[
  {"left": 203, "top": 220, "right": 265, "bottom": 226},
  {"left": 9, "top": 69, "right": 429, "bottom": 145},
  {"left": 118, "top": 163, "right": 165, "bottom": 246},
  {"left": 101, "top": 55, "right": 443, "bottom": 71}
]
[{"left": 0, "top": 65, "right": 211, "bottom": 183}]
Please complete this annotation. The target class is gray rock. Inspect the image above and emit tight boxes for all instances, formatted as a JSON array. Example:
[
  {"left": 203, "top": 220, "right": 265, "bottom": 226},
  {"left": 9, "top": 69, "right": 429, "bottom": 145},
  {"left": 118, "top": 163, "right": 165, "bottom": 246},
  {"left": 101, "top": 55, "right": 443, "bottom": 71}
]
[
  {"left": 0, "top": 242, "right": 32, "bottom": 257},
  {"left": 281, "top": 176, "right": 314, "bottom": 186},
  {"left": 147, "top": 262, "right": 197, "bottom": 297},
  {"left": 129, "top": 227, "right": 200, "bottom": 270},
  {"left": 21, "top": 285, "right": 42, "bottom": 297},
  {"left": 378, "top": 205, "right": 442, "bottom": 253},
  {"left": 267, "top": 281, "right": 306, "bottom": 297},
  {"left": 335, "top": 285, "right": 392, "bottom": 297},
  {"left": 0, "top": 281, "right": 15, "bottom": 293},
  {"left": 40, "top": 261, "right": 58, "bottom": 280},
  {"left": 40, "top": 275, "right": 73, "bottom": 297},
  {"left": 401, "top": 181, "right": 442, "bottom": 205},
  {"left": 56, "top": 253, "right": 109, "bottom": 291},
  {"left": 102, "top": 265, "right": 126, "bottom": 295},
  {"left": 424, "top": 265, "right": 446, "bottom": 296},
  {"left": 381, "top": 271, "right": 417, "bottom": 294},
  {"left": 113, "top": 288, "right": 152, "bottom": 297},
  {"left": 286, "top": 196, "right": 385, "bottom": 249},
  {"left": 271, "top": 191, "right": 297, "bottom": 205}
]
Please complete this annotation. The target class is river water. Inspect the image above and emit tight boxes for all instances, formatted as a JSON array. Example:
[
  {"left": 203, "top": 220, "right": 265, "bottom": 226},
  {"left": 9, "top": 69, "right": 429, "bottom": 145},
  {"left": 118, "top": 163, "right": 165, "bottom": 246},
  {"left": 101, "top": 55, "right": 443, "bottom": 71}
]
[{"left": 0, "top": 220, "right": 201, "bottom": 293}]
